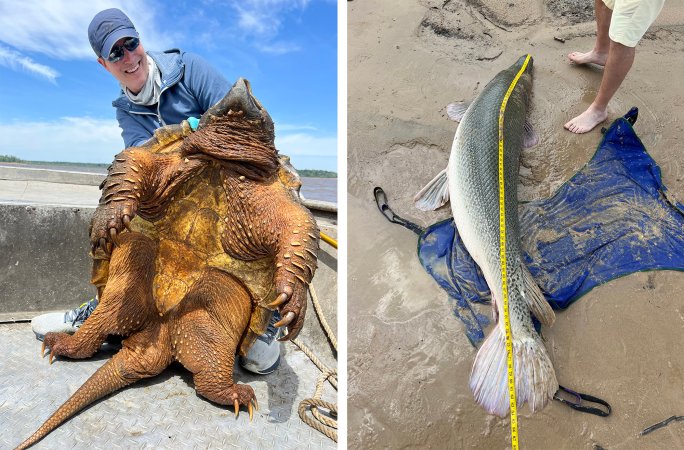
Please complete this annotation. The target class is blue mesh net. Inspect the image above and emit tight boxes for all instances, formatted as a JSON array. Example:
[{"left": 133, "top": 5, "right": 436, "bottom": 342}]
[{"left": 418, "top": 108, "right": 684, "bottom": 345}]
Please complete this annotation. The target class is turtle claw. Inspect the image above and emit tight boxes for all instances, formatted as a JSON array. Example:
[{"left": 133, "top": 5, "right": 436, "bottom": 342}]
[
  {"left": 274, "top": 311, "right": 295, "bottom": 328},
  {"left": 41, "top": 341, "right": 46, "bottom": 358},
  {"left": 122, "top": 215, "right": 132, "bottom": 231},
  {"left": 89, "top": 200, "right": 138, "bottom": 252},
  {"left": 267, "top": 292, "right": 289, "bottom": 309},
  {"left": 109, "top": 228, "right": 119, "bottom": 246},
  {"left": 224, "top": 384, "right": 256, "bottom": 421}
]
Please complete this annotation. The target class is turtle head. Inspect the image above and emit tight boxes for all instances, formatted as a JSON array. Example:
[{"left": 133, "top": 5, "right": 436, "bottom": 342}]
[{"left": 198, "top": 78, "right": 275, "bottom": 143}]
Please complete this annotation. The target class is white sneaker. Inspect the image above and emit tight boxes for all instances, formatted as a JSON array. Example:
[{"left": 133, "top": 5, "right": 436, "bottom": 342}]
[
  {"left": 31, "top": 298, "right": 98, "bottom": 341},
  {"left": 239, "top": 311, "right": 282, "bottom": 375}
]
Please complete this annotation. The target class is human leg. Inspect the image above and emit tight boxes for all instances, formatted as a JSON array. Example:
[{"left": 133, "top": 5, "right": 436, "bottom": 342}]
[
  {"left": 565, "top": 0, "right": 664, "bottom": 134},
  {"left": 564, "top": 41, "right": 635, "bottom": 134},
  {"left": 567, "top": 0, "right": 613, "bottom": 66}
]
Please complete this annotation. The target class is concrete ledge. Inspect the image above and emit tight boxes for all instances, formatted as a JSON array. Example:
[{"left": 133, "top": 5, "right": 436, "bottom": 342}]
[
  {"left": 0, "top": 165, "right": 337, "bottom": 212},
  {"left": 0, "top": 165, "right": 105, "bottom": 186},
  {"left": 0, "top": 201, "right": 336, "bottom": 322},
  {"left": 0, "top": 204, "right": 95, "bottom": 320}
]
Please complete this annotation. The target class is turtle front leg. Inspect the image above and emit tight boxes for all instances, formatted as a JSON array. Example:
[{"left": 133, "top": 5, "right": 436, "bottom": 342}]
[
  {"left": 90, "top": 147, "right": 204, "bottom": 252},
  {"left": 268, "top": 208, "right": 320, "bottom": 340},
  {"left": 221, "top": 175, "right": 320, "bottom": 340}
]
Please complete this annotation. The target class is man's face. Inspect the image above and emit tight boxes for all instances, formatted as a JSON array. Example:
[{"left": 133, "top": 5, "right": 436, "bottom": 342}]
[{"left": 98, "top": 37, "right": 148, "bottom": 94}]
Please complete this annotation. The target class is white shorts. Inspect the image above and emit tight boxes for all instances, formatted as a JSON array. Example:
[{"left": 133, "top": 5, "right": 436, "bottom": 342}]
[{"left": 602, "top": 0, "right": 665, "bottom": 47}]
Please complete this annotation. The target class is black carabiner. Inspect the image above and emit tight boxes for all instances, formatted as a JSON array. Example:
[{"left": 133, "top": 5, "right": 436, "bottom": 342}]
[{"left": 554, "top": 385, "right": 611, "bottom": 417}]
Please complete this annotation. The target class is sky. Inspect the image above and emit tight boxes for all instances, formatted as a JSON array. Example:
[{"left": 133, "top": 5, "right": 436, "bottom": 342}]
[{"left": 0, "top": 0, "right": 337, "bottom": 172}]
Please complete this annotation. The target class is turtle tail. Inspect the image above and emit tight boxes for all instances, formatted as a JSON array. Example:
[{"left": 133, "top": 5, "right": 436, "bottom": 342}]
[{"left": 16, "top": 358, "right": 133, "bottom": 450}]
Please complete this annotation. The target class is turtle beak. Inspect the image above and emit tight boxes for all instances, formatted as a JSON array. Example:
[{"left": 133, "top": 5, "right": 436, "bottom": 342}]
[
  {"left": 196, "top": 78, "right": 275, "bottom": 144},
  {"left": 241, "top": 78, "right": 265, "bottom": 111},
  {"left": 198, "top": 78, "right": 265, "bottom": 129}
]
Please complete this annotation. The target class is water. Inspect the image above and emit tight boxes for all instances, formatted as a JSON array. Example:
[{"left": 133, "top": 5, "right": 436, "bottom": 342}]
[{"left": 301, "top": 177, "right": 337, "bottom": 204}]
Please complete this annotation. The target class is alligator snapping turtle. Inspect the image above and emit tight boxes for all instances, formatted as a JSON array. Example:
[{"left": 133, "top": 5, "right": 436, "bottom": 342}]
[{"left": 17, "top": 79, "right": 319, "bottom": 449}]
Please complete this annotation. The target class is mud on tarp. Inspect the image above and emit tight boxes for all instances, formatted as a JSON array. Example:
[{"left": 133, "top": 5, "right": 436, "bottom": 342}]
[{"left": 417, "top": 108, "right": 684, "bottom": 345}]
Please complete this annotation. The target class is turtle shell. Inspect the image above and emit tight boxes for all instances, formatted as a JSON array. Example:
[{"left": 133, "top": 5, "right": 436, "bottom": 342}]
[{"left": 126, "top": 121, "right": 288, "bottom": 348}]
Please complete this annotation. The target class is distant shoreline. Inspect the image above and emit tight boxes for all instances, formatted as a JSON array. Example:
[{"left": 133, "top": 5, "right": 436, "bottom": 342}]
[{"left": 0, "top": 157, "right": 337, "bottom": 179}]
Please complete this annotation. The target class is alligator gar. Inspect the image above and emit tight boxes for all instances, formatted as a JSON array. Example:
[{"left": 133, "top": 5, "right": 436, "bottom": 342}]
[{"left": 416, "top": 55, "right": 558, "bottom": 416}]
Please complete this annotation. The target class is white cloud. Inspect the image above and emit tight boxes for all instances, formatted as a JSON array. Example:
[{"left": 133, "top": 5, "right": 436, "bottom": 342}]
[
  {"left": 0, "top": 0, "right": 169, "bottom": 60},
  {"left": 277, "top": 123, "right": 318, "bottom": 131},
  {"left": 0, "top": 45, "right": 59, "bottom": 83},
  {"left": 232, "top": 0, "right": 310, "bottom": 54},
  {"left": 256, "top": 41, "right": 302, "bottom": 55},
  {"left": 233, "top": 0, "right": 310, "bottom": 36},
  {"left": 275, "top": 132, "right": 337, "bottom": 157},
  {"left": 0, "top": 117, "right": 124, "bottom": 164}
]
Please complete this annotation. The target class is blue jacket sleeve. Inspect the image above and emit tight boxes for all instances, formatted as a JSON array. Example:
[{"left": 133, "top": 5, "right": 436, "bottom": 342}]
[
  {"left": 181, "top": 52, "right": 232, "bottom": 112},
  {"left": 116, "top": 108, "right": 154, "bottom": 148}
]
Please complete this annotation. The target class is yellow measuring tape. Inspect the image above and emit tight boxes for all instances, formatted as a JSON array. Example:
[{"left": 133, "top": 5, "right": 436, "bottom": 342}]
[{"left": 498, "top": 54, "right": 531, "bottom": 450}]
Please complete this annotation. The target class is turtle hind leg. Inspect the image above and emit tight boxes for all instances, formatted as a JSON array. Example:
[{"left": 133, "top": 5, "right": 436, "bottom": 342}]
[
  {"left": 18, "top": 324, "right": 172, "bottom": 450},
  {"left": 171, "top": 269, "right": 257, "bottom": 417},
  {"left": 43, "top": 232, "right": 158, "bottom": 361}
]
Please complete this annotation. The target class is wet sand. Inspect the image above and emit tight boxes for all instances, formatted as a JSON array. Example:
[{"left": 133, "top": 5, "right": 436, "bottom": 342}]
[{"left": 348, "top": 1, "right": 684, "bottom": 448}]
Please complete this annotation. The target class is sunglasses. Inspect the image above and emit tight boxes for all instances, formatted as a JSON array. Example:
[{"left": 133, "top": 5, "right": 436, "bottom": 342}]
[{"left": 106, "top": 37, "right": 140, "bottom": 63}]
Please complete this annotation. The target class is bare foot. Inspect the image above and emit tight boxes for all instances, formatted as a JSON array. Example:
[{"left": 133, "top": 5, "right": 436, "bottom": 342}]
[
  {"left": 564, "top": 105, "right": 608, "bottom": 134},
  {"left": 568, "top": 50, "right": 608, "bottom": 67}
]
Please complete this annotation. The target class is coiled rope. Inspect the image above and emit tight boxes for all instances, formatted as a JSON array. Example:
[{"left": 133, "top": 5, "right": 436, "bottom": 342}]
[{"left": 291, "top": 244, "right": 338, "bottom": 441}]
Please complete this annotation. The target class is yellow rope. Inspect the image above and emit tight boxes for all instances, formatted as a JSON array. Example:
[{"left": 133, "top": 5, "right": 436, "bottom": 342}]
[{"left": 319, "top": 232, "right": 338, "bottom": 249}]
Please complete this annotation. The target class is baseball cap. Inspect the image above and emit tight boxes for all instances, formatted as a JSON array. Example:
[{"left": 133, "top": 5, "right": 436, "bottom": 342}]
[{"left": 88, "top": 8, "right": 139, "bottom": 59}]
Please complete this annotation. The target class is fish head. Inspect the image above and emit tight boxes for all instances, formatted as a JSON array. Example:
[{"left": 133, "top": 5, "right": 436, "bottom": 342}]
[
  {"left": 514, "top": 54, "right": 534, "bottom": 74},
  {"left": 513, "top": 54, "right": 534, "bottom": 104}
]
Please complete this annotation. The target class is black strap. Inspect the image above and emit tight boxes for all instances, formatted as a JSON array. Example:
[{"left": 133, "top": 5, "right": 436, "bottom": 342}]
[
  {"left": 373, "top": 187, "right": 424, "bottom": 235},
  {"left": 640, "top": 415, "right": 684, "bottom": 436},
  {"left": 554, "top": 385, "right": 611, "bottom": 417}
]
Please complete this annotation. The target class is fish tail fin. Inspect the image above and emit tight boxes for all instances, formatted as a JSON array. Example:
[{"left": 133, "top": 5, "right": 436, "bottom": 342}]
[
  {"left": 414, "top": 168, "right": 449, "bottom": 211},
  {"left": 521, "top": 264, "right": 555, "bottom": 326},
  {"left": 470, "top": 325, "right": 558, "bottom": 417}
]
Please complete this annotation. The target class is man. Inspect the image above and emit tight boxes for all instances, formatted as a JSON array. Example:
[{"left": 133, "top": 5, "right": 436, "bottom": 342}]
[
  {"left": 31, "top": 8, "right": 282, "bottom": 375},
  {"left": 564, "top": 0, "right": 665, "bottom": 134}
]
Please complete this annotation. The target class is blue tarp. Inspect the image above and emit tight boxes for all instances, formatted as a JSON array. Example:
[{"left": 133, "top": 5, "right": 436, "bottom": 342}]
[{"left": 418, "top": 108, "right": 684, "bottom": 345}]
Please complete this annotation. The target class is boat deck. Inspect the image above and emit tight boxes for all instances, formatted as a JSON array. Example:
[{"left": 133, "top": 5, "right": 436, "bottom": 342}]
[{"left": 2, "top": 323, "right": 336, "bottom": 449}]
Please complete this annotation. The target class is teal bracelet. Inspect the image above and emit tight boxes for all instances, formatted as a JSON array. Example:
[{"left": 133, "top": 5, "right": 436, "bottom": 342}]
[{"left": 187, "top": 116, "right": 200, "bottom": 131}]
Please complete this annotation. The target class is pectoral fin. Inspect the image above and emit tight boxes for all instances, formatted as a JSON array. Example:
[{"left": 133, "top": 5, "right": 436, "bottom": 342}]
[
  {"left": 523, "top": 120, "right": 539, "bottom": 148},
  {"left": 414, "top": 168, "right": 449, "bottom": 211},
  {"left": 446, "top": 102, "right": 470, "bottom": 122}
]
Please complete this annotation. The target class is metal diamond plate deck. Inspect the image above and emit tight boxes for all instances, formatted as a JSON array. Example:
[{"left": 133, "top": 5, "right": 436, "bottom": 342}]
[{"left": 1, "top": 323, "right": 336, "bottom": 449}]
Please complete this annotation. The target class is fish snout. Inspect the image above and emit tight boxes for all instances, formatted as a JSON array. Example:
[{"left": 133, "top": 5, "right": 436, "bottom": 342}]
[{"left": 516, "top": 54, "right": 534, "bottom": 74}]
